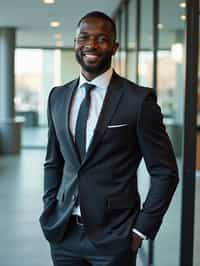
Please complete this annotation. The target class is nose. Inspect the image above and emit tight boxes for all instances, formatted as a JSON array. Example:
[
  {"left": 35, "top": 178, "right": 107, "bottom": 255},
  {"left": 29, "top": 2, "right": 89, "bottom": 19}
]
[{"left": 85, "top": 36, "right": 98, "bottom": 48}]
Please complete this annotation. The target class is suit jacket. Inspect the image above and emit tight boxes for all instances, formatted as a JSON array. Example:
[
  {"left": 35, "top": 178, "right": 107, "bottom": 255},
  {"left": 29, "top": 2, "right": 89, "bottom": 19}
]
[{"left": 39, "top": 71, "right": 179, "bottom": 253}]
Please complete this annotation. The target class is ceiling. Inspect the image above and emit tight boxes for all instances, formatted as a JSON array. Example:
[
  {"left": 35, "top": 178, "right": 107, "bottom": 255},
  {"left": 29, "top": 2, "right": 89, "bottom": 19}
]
[
  {"left": 0, "top": 0, "right": 190, "bottom": 49},
  {"left": 0, "top": 0, "right": 121, "bottom": 48}
]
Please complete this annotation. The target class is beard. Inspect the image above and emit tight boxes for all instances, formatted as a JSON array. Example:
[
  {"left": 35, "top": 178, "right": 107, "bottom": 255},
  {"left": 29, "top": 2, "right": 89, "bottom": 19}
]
[{"left": 75, "top": 49, "right": 113, "bottom": 74}]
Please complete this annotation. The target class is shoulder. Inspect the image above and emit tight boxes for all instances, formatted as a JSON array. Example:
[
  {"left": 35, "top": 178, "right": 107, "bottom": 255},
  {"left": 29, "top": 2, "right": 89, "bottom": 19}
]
[
  {"left": 47, "top": 79, "right": 79, "bottom": 108},
  {"left": 50, "top": 79, "right": 78, "bottom": 98},
  {"left": 113, "top": 71, "right": 156, "bottom": 102}
]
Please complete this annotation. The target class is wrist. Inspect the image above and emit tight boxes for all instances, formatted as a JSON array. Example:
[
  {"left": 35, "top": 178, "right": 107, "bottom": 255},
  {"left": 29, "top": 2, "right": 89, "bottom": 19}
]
[
  {"left": 132, "top": 228, "right": 147, "bottom": 240},
  {"left": 131, "top": 232, "right": 143, "bottom": 251}
]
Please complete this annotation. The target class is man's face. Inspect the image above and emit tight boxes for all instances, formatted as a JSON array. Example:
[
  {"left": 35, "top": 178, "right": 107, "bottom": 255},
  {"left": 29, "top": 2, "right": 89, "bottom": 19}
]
[{"left": 74, "top": 17, "right": 118, "bottom": 80}]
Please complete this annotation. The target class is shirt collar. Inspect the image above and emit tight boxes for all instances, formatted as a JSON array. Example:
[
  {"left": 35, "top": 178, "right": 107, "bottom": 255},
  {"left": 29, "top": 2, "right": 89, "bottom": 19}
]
[{"left": 78, "top": 68, "right": 113, "bottom": 90}]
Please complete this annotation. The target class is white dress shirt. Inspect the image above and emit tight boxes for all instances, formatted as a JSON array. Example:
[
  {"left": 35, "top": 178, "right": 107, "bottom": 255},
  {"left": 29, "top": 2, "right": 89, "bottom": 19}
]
[
  {"left": 69, "top": 67, "right": 146, "bottom": 240},
  {"left": 69, "top": 69, "right": 111, "bottom": 154}
]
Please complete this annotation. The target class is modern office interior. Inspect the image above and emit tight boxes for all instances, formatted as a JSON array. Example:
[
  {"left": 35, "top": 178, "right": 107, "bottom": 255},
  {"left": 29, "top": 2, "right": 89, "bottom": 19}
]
[{"left": 0, "top": 0, "right": 199, "bottom": 266}]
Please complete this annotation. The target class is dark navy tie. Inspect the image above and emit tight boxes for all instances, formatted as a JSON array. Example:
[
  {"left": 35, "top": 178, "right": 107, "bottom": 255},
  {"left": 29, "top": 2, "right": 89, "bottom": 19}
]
[{"left": 75, "top": 83, "right": 95, "bottom": 161}]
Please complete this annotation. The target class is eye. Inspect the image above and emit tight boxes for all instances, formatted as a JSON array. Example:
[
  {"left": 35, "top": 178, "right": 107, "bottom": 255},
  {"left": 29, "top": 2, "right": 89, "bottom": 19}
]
[
  {"left": 97, "top": 35, "right": 109, "bottom": 43},
  {"left": 76, "top": 35, "right": 90, "bottom": 44},
  {"left": 75, "top": 34, "right": 110, "bottom": 45}
]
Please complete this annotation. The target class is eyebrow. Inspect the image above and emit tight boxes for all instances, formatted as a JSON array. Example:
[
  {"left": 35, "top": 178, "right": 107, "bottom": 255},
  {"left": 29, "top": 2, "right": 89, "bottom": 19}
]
[{"left": 76, "top": 31, "right": 112, "bottom": 37}]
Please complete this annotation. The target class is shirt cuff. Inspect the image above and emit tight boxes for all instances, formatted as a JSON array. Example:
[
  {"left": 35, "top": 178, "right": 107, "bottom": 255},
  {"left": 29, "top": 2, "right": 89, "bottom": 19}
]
[{"left": 132, "top": 228, "right": 147, "bottom": 240}]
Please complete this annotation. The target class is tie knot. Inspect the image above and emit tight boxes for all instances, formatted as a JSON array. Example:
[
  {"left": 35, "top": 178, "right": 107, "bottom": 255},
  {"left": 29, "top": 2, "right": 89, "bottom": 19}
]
[{"left": 84, "top": 83, "right": 96, "bottom": 95}]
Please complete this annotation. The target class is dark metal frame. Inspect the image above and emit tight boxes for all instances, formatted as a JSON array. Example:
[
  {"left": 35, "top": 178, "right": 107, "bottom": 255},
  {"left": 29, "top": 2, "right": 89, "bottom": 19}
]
[
  {"left": 124, "top": 0, "right": 129, "bottom": 77},
  {"left": 147, "top": 0, "right": 160, "bottom": 265},
  {"left": 136, "top": 1, "right": 148, "bottom": 264},
  {"left": 180, "top": 0, "right": 199, "bottom": 265},
  {"left": 135, "top": 0, "right": 141, "bottom": 84},
  {"left": 152, "top": 0, "right": 159, "bottom": 93}
]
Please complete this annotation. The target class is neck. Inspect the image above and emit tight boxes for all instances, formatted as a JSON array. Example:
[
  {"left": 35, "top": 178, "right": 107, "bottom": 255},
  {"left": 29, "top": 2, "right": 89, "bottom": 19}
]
[{"left": 81, "top": 66, "right": 111, "bottom": 81}]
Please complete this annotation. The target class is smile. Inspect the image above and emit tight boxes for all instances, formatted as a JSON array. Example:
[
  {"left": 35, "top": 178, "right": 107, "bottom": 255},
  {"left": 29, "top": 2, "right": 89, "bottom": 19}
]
[
  {"left": 83, "top": 53, "right": 101, "bottom": 62},
  {"left": 84, "top": 54, "right": 99, "bottom": 59}
]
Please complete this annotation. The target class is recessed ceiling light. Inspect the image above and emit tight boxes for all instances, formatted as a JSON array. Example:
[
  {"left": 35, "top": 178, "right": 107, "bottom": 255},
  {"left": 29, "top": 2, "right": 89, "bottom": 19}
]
[
  {"left": 56, "top": 40, "right": 63, "bottom": 47},
  {"left": 54, "top": 33, "right": 62, "bottom": 39},
  {"left": 43, "top": 0, "right": 55, "bottom": 4},
  {"left": 157, "top": 23, "right": 164, "bottom": 29},
  {"left": 179, "top": 2, "right": 186, "bottom": 8},
  {"left": 180, "top": 15, "right": 186, "bottom": 21},
  {"left": 50, "top": 21, "right": 60, "bottom": 27}
]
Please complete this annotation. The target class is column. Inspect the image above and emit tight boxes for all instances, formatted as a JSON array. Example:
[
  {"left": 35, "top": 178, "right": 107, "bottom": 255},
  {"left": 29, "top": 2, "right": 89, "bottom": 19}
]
[{"left": 0, "top": 28, "right": 21, "bottom": 154}]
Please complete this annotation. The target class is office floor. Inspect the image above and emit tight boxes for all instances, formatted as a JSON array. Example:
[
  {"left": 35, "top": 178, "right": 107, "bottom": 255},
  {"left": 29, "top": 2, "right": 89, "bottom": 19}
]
[
  {"left": 0, "top": 149, "right": 50, "bottom": 266},
  {"left": 0, "top": 127, "right": 199, "bottom": 266}
]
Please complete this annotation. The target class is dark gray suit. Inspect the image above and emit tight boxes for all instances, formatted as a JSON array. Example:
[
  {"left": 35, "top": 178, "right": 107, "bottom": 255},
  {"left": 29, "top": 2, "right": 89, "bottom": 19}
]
[{"left": 39, "top": 71, "right": 179, "bottom": 254}]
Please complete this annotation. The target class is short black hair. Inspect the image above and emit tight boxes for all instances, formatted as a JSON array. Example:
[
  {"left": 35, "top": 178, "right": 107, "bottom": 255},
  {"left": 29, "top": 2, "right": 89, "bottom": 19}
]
[{"left": 77, "top": 11, "right": 117, "bottom": 40}]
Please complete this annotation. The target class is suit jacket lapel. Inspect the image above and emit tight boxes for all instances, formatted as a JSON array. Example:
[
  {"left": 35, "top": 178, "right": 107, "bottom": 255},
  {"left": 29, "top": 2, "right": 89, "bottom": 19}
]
[
  {"left": 64, "top": 78, "right": 81, "bottom": 167},
  {"left": 83, "top": 72, "right": 125, "bottom": 165}
]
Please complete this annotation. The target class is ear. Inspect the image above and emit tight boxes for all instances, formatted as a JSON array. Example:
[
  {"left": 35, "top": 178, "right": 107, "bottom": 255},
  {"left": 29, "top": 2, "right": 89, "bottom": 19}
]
[
  {"left": 74, "top": 38, "right": 78, "bottom": 49},
  {"left": 112, "top": 42, "right": 119, "bottom": 55}
]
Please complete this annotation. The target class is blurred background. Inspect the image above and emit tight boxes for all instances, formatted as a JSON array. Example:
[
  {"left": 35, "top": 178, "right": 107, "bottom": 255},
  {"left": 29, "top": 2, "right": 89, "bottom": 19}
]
[{"left": 0, "top": 0, "right": 199, "bottom": 266}]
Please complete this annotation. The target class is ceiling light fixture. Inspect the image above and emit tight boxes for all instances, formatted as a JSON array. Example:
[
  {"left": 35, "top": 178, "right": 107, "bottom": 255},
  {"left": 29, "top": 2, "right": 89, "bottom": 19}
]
[
  {"left": 180, "top": 15, "right": 186, "bottom": 21},
  {"left": 50, "top": 21, "right": 60, "bottom": 27},
  {"left": 179, "top": 2, "right": 186, "bottom": 8},
  {"left": 43, "top": 0, "right": 55, "bottom": 4},
  {"left": 157, "top": 23, "right": 164, "bottom": 29}
]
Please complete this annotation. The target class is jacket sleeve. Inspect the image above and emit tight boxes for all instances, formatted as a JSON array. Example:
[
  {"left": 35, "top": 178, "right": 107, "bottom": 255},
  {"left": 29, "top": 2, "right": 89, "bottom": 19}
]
[
  {"left": 42, "top": 88, "right": 64, "bottom": 209},
  {"left": 134, "top": 91, "right": 179, "bottom": 239}
]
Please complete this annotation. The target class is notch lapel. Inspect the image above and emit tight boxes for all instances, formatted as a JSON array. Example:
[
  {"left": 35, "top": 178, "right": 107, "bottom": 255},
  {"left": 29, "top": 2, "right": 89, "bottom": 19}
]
[{"left": 64, "top": 79, "right": 81, "bottom": 167}]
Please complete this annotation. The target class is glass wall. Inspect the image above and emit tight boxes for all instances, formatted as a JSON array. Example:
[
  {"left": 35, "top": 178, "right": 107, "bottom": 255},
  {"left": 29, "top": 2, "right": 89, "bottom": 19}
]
[
  {"left": 15, "top": 48, "right": 79, "bottom": 127},
  {"left": 136, "top": 1, "right": 154, "bottom": 265},
  {"left": 127, "top": 0, "right": 137, "bottom": 81},
  {"left": 15, "top": 49, "right": 60, "bottom": 126},
  {"left": 138, "top": 0, "right": 153, "bottom": 87},
  {"left": 154, "top": 1, "right": 186, "bottom": 265},
  {"left": 15, "top": 48, "right": 79, "bottom": 148},
  {"left": 120, "top": 6, "right": 127, "bottom": 77},
  {"left": 113, "top": 0, "right": 198, "bottom": 265},
  {"left": 113, "top": 14, "right": 121, "bottom": 74}
]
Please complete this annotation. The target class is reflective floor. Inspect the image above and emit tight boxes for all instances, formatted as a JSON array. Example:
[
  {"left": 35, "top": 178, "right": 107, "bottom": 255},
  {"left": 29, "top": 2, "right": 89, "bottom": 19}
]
[{"left": 0, "top": 149, "right": 51, "bottom": 266}]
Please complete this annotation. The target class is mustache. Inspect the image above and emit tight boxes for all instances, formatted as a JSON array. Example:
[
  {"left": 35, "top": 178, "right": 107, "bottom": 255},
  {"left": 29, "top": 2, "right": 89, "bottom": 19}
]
[{"left": 81, "top": 48, "right": 98, "bottom": 53}]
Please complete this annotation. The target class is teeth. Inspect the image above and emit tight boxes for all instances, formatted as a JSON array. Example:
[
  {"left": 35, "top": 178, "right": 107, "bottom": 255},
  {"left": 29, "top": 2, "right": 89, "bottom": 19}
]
[{"left": 85, "top": 54, "right": 98, "bottom": 59}]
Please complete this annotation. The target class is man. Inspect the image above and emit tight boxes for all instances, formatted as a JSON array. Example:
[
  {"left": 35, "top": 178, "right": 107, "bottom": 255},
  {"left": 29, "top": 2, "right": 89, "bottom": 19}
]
[{"left": 39, "top": 11, "right": 179, "bottom": 266}]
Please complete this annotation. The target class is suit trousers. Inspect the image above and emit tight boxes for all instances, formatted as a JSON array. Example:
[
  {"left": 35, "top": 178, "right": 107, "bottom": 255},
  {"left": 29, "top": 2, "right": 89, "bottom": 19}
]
[{"left": 50, "top": 218, "right": 137, "bottom": 266}]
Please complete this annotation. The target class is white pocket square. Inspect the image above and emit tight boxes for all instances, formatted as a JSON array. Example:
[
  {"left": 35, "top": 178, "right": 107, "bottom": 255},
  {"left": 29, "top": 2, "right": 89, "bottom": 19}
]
[{"left": 107, "top": 124, "right": 128, "bottom": 128}]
